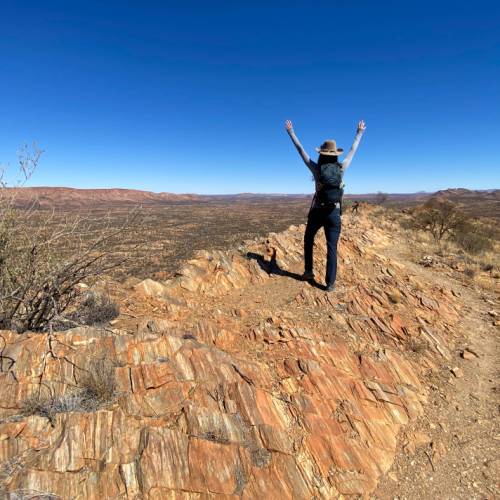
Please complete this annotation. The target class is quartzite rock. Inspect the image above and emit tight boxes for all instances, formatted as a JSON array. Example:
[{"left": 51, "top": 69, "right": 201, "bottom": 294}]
[{"left": 0, "top": 214, "right": 462, "bottom": 498}]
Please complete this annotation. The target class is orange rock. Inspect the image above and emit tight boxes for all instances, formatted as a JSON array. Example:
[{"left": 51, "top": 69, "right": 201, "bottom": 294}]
[{"left": 0, "top": 220, "right": 463, "bottom": 498}]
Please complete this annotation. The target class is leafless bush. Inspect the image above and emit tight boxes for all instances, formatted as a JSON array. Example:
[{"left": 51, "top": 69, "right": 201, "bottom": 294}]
[
  {"left": 0, "top": 146, "right": 136, "bottom": 333},
  {"left": 21, "top": 393, "right": 57, "bottom": 421}
]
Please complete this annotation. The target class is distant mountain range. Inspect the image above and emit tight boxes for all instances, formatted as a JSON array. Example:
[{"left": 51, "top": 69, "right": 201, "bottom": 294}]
[
  {"left": 6, "top": 187, "right": 201, "bottom": 208},
  {"left": 426, "top": 188, "right": 500, "bottom": 218},
  {"left": 6, "top": 186, "right": 500, "bottom": 217},
  {"left": 6, "top": 187, "right": 314, "bottom": 208},
  {"left": 347, "top": 188, "right": 499, "bottom": 218}
]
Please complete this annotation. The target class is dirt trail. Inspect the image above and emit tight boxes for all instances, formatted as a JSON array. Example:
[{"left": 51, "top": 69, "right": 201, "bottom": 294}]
[{"left": 373, "top": 239, "right": 499, "bottom": 499}]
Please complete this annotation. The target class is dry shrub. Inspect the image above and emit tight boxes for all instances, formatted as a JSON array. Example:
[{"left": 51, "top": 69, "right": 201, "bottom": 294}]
[
  {"left": 71, "top": 291, "right": 119, "bottom": 326},
  {"left": 451, "top": 219, "right": 494, "bottom": 254},
  {"left": 0, "top": 146, "right": 135, "bottom": 332},
  {"left": 21, "top": 393, "right": 58, "bottom": 421},
  {"left": 408, "top": 337, "right": 427, "bottom": 354},
  {"left": 78, "top": 357, "right": 116, "bottom": 407},
  {"left": 370, "top": 206, "right": 386, "bottom": 218},
  {"left": 403, "top": 200, "right": 497, "bottom": 264},
  {"left": 399, "top": 216, "right": 416, "bottom": 231},
  {"left": 463, "top": 267, "right": 476, "bottom": 279},
  {"left": 481, "top": 262, "right": 494, "bottom": 273}
]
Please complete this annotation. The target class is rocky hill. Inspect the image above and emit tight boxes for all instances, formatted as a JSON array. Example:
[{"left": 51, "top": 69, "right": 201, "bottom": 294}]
[
  {"left": 8, "top": 187, "right": 500, "bottom": 218},
  {"left": 0, "top": 211, "right": 496, "bottom": 498},
  {"left": 7, "top": 187, "right": 202, "bottom": 208},
  {"left": 7, "top": 187, "right": 311, "bottom": 209},
  {"left": 430, "top": 188, "right": 500, "bottom": 218}
]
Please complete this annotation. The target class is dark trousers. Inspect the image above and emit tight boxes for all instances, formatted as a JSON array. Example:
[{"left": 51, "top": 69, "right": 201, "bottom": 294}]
[{"left": 304, "top": 206, "right": 342, "bottom": 286}]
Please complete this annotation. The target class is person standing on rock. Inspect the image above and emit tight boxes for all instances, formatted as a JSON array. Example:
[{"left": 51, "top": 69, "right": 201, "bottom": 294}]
[{"left": 285, "top": 119, "right": 366, "bottom": 291}]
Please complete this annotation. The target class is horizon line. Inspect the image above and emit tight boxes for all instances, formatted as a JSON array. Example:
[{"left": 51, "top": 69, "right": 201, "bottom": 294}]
[{"left": 14, "top": 185, "right": 499, "bottom": 196}]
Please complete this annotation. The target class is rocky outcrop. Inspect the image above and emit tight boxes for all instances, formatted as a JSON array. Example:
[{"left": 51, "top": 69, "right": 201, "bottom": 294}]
[{"left": 0, "top": 214, "right": 461, "bottom": 498}]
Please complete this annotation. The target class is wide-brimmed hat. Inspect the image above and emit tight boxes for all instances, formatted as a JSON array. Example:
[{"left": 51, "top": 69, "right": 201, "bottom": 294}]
[{"left": 315, "top": 139, "right": 344, "bottom": 156}]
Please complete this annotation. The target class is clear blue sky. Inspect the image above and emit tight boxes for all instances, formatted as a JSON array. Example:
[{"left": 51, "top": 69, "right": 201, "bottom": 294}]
[{"left": 1, "top": 1, "right": 499, "bottom": 194}]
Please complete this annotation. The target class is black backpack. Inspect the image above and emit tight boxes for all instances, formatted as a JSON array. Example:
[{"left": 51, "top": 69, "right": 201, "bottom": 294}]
[{"left": 317, "top": 162, "right": 344, "bottom": 208}]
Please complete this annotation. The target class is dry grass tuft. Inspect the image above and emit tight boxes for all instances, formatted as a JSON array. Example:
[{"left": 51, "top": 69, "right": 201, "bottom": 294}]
[
  {"left": 73, "top": 292, "right": 119, "bottom": 326},
  {"left": 78, "top": 358, "right": 116, "bottom": 407},
  {"left": 21, "top": 359, "right": 116, "bottom": 422},
  {"left": 407, "top": 338, "right": 428, "bottom": 354}
]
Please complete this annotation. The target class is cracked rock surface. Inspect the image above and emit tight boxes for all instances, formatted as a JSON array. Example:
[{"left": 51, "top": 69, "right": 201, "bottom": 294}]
[{"left": 0, "top": 214, "right": 466, "bottom": 498}]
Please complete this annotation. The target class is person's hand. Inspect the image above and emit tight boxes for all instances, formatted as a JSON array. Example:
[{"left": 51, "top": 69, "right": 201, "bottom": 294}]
[
  {"left": 285, "top": 119, "right": 293, "bottom": 131},
  {"left": 357, "top": 120, "right": 366, "bottom": 133}
]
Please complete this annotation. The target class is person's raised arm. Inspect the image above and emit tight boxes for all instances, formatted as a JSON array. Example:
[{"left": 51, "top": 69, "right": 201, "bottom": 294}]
[
  {"left": 285, "top": 119, "right": 316, "bottom": 172},
  {"left": 342, "top": 120, "right": 366, "bottom": 170}
]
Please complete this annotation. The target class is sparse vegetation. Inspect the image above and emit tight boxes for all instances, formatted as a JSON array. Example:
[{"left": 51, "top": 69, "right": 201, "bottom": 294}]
[
  {"left": 70, "top": 291, "right": 120, "bottom": 326},
  {"left": 410, "top": 199, "right": 467, "bottom": 244},
  {"left": 408, "top": 337, "right": 428, "bottom": 354},
  {"left": 77, "top": 357, "right": 117, "bottom": 406},
  {"left": 397, "top": 198, "right": 499, "bottom": 291},
  {"left": 375, "top": 191, "right": 388, "bottom": 205},
  {"left": 451, "top": 219, "right": 494, "bottom": 254},
  {"left": 5, "top": 195, "right": 311, "bottom": 284},
  {"left": 21, "top": 358, "right": 116, "bottom": 422},
  {"left": 463, "top": 267, "right": 476, "bottom": 279},
  {"left": 0, "top": 147, "right": 134, "bottom": 333}
]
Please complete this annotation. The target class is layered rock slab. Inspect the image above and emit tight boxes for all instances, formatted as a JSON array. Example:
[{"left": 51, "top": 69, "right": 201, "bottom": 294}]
[{"left": 0, "top": 215, "right": 461, "bottom": 498}]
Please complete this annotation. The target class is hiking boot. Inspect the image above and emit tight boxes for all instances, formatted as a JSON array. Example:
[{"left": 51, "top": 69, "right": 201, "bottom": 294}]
[
  {"left": 325, "top": 283, "right": 336, "bottom": 292},
  {"left": 302, "top": 271, "right": 314, "bottom": 281}
]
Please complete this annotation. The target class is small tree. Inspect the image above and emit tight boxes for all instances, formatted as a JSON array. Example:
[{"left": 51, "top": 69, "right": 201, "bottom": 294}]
[
  {"left": 412, "top": 199, "right": 467, "bottom": 244},
  {"left": 375, "top": 191, "right": 388, "bottom": 205}
]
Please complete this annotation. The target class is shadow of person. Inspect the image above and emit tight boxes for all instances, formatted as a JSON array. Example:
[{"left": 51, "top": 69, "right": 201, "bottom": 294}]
[{"left": 246, "top": 252, "right": 324, "bottom": 290}]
